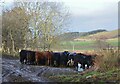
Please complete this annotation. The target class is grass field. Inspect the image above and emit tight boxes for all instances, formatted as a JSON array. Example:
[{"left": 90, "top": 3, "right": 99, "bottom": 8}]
[
  {"left": 61, "top": 41, "right": 95, "bottom": 46},
  {"left": 57, "top": 38, "right": 119, "bottom": 51},
  {"left": 107, "top": 38, "right": 119, "bottom": 46},
  {"left": 68, "top": 29, "right": 119, "bottom": 51}
]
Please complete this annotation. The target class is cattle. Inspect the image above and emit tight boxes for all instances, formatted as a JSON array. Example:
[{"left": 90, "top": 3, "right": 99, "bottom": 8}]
[
  {"left": 78, "top": 63, "right": 84, "bottom": 72},
  {"left": 74, "top": 53, "right": 95, "bottom": 70},
  {"left": 35, "top": 51, "right": 46, "bottom": 65},
  {"left": 60, "top": 51, "right": 70, "bottom": 67},
  {"left": 67, "top": 52, "right": 96, "bottom": 71},
  {"left": 20, "top": 49, "right": 96, "bottom": 71},
  {"left": 35, "top": 51, "right": 53, "bottom": 66},
  {"left": 51, "top": 52, "right": 61, "bottom": 67},
  {"left": 27, "top": 51, "right": 36, "bottom": 65},
  {"left": 51, "top": 51, "right": 70, "bottom": 67},
  {"left": 20, "top": 50, "right": 27, "bottom": 64},
  {"left": 20, "top": 50, "right": 36, "bottom": 65},
  {"left": 43, "top": 51, "right": 53, "bottom": 66},
  {"left": 67, "top": 52, "right": 76, "bottom": 67}
]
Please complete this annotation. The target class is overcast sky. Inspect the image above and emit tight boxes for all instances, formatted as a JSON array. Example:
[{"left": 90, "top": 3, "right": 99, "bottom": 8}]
[
  {"left": 1, "top": 0, "right": 120, "bottom": 32},
  {"left": 62, "top": 0, "right": 119, "bottom": 32}
]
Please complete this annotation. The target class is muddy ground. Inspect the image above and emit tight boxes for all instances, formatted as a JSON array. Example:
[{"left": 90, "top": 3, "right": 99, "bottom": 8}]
[{"left": 2, "top": 56, "right": 78, "bottom": 83}]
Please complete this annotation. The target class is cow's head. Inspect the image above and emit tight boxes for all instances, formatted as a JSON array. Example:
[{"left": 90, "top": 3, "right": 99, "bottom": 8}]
[{"left": 63, "top": 51, "right": 70, "bottom": 56}]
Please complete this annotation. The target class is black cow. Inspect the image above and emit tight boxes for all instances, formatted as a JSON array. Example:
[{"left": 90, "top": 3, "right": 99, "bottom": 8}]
[
  {"left": 20, "top": 50, "right": 36, "bottom": 65},
  {"left": 74, "top": 53, "right": 95, "bottom": 70},
  {"left": 51, "top": 51, "right": 70, "bottom": 67},
  {"left": 51, "top": 52, "right": 61, "bottom": 67},
  {"left": 60, "top": 51, "right": 70, "bottom": 67},
  {"left": 27, "top": 51, "right": 36, "bottom": 65},
  {"left": 20, "top": 50, "right": 27, "bottom": 64},
  {"left": 67, "top": 52, "right": 76, "bottom": 67}
]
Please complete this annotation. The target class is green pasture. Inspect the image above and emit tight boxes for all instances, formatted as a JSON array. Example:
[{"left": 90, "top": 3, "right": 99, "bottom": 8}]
[
  {"left": 107, "top": 38, "right": 119, "bottom": 46},
  {"left": 59, "top": 39, "right": 119, "bottom": 51},
  {"left": 61, "top": 40, "right": 95, "bottom": 46}
]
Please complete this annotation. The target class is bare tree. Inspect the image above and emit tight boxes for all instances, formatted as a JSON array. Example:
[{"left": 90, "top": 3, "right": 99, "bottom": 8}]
[
  {"left": 16, "top": 1, "right": 70, "bottom": 51},
  {"left": 2, "top": 6, "right": 30, "bottom": 55},
  {"left": 2, "top": 1, "right": 70, "bottom": 56}
]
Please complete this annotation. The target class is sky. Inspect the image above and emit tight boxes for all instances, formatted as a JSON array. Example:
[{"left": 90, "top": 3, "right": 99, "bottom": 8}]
[
  {"left": 62, "top": 0, "right": 119, "bottom": 32},
  {"left": 1, "top": 0, "right": 120, "bottom": 32}
]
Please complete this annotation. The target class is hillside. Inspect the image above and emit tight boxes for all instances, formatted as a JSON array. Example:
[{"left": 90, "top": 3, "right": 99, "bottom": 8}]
[
  {"left": 75, "top": 29, "right": 119, "bottom": 40},
  {"left": 59, "top": 29, "right": 107, "bottom": 41},
  {"left": 56, "top": 29, "right": 119, "bottom": 51},
  {"left": 58, "top": 32, "right": 85, "bottom": 41}
]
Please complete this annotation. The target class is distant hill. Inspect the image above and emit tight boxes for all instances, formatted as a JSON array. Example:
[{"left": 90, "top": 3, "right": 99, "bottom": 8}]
[
  {"left": 59, "top": 29, "right": 107, "bottom": 41},
  {"left": 59, "top": 32, "right": 85, "bottom": 41},
  {"left": 83, "top": 29, "right": 107, "bottom": 36},
  {"left": 78, "top": 29, "right": 119, "bottom": 40}
]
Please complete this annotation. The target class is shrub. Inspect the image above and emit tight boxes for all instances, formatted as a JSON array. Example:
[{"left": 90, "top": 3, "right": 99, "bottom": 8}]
[{"left": 95, "top": 49, "right": 120, "bottom": 72}]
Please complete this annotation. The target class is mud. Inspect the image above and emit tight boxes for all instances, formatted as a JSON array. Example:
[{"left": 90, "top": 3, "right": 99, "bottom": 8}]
[{"left": 2, "top": 58, "right": 78, "bottom": 82}]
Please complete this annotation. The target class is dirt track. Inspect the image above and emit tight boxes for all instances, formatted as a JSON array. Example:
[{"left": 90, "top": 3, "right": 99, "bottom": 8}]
[{"left": 2, "top": 58, "right": 78, "bottom": 82}]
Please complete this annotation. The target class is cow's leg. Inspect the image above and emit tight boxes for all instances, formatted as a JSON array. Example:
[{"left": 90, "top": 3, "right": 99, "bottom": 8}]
[
  {"left": 77, "top": 63, "right": 80, "bottom": 71},
  {"left": 24, "top": 57, "right": 27, "bottom": 64},
  {"left": 87, "top": 64, "right": 90, "bottom": 69},
  {"left": 67, "top": 60, "right": 70, "bottom": 67},
  {"left": 21, "top": 61, "right": 24, "bottom": 64},
  {"left": 82, "top": 63, "right": 85, "bottom": 70},
  {"left": 78, "top": 63, "right": 84, "bottom": 71},
  {"left": 57, "top": 60, "right": 60, "bottom": 67},
  {"left": 35, "top": 61, "right": 38, "bottom": 65},
  {"left": 26, "top": 54, "right": 28, "bottom": 64},
  {"left": 87, "top": 60, "right": 92, "bottom": 69},
  {"left": 49, "top": 58, "right": 52, "bottom": 66},
  {"left": 45, "top": 58, "right": 47, "bottom": 65},
  {"left": 74, "top": 62, "right": 78, "bottom": 71},
  {"left": 51, "top": 58, "right": 53, "bottom": 66},
  {"left": 85, "top": 64, "right": 88, "bottom": 69},
  {"left": 28, "top": 53, "right": 31, "bottom": 64},
  {"left": 20, "top": 57, "right": 24, "bottom": 64},
  {"left": 47, "top": 58, "right": 50, "bottom": 66},
  {"left": 53, "top": 61, "right": 56, "bottom": 67},
  {"left": 35, "top": 57, "right": 38, "bottom": 65}
]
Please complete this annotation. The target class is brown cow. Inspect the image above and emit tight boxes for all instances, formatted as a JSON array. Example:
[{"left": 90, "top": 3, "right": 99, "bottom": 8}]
[
  {"left": 35, "top": 51, "right": 46, "bottom": 65},
  {"left": 43, "top": 51, "right": 53, "bottom": 66},
  {"left": 35, "top": 51, "right": 53, "bottom": 66}
]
